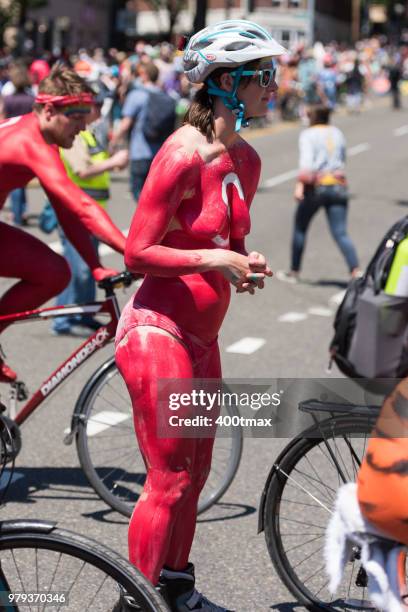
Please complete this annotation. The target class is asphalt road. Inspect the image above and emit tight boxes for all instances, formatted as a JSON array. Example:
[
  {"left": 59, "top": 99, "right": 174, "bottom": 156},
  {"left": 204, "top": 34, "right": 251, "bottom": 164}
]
[{"left": 0, "top": 97, "right": 407, "bottom": 611}]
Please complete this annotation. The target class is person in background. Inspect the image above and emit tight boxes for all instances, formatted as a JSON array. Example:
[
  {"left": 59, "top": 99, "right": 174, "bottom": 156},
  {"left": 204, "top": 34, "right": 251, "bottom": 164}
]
[
  {"left": 28, "top": 58, "right": 50, "bottom": 95},
  {"left": 317, "top": 54, "right": 339, "bottom": 110},
  {"left": 0, "top": 64, "right": 34, "bottom": 226},
  {"left": 388, "top": 55, "right": 402, "bottom": 110},
  {"left": 277, "top": 104, "right": 360, "bottom": 283},
  {"left": 109, "top": 61, "right": 175, "bottom": 202},
  {"left": 345, "top": 58, "right": 365, "bottom": 114},
  {"left": 52, "top": 93, "right": 128, "bottom": 336}
]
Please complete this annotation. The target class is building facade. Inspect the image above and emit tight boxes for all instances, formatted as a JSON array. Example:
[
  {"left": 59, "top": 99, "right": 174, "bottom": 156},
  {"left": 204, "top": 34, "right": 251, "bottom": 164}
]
[
  {"left": 133, "top": 0, "right": 312, "bottom": 47},
  {"left": 22, "top": 0, "right": 358, "bottom": 53},
  {"left": 25, "top": 0, "right": 113, "bottom": 52}
]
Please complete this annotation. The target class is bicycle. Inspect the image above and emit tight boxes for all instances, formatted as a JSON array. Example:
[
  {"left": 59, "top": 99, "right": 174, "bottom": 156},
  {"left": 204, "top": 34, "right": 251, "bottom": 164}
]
[
  {"left": 257, "top": 398, "right": 407, "bottom": 611},
  {"left": 0, "top": 271, "right": 242, "bottom": 517},
  {"left": 0, "top": 412, "right": 170, "bottom": 612}
]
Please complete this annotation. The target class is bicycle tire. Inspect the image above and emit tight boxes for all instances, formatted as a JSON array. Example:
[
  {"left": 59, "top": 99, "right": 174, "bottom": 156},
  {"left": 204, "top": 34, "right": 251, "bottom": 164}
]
[
  {"left": 263, "top": 416, "right": 379, "bottom": 611},
  {"left": 0, "top": 525, "right": 169, "bottom": 611},
  {"left": 76, "top": 358, "right": 243, "bottom": 517}
]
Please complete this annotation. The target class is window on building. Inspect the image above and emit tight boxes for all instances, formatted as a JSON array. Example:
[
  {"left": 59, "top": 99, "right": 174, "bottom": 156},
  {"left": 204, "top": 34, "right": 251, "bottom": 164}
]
[
  {"left": 271, "top": 0, "right": 282, "bottom": 7},
  {"left": 288, "top": 0, "right": 301, "bottom": 7},
  {"left": 281, "top": 30, "right": 290, "bottom": 43}
]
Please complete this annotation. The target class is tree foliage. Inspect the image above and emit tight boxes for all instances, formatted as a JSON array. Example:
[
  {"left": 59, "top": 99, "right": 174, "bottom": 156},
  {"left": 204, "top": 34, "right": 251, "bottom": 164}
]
[{"left": 0, "top": 0, "right": 47, "bottom": 32}]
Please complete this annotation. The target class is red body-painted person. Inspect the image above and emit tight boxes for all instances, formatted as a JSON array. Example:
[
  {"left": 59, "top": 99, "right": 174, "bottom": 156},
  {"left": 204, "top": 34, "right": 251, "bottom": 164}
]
[
  {"left": 0, "top": 65, "right": 126, "bottom": 382},
  {"left": 115, "top": 21, "right": 285, "bottom": 612}
]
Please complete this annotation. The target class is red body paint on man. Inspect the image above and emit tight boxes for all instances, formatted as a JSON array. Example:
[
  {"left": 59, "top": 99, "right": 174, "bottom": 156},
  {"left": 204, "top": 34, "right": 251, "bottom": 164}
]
[{"left": 0, "top": 66, "right": 126, "bottom": 381}]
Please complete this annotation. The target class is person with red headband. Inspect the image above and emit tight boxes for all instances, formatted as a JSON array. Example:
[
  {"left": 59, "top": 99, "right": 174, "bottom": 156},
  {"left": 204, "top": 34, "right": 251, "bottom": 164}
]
[
  {"left": 0, "top": 64, "right": 126, "bottom": 382},
  {"left": 115, "top": 20, "right": 284, "bottom": 612}
]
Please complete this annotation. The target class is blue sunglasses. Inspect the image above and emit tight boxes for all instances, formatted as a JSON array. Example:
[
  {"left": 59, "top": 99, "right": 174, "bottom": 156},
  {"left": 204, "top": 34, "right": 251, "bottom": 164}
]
[{"left": 231, "top": 64, "right": 277, "bottom": 88}]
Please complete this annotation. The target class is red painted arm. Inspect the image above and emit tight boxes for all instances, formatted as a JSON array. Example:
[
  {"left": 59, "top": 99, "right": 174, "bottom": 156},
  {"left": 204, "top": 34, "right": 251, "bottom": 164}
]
[{"left": 31, "top": 145, "right": 126, "bottom": 262}]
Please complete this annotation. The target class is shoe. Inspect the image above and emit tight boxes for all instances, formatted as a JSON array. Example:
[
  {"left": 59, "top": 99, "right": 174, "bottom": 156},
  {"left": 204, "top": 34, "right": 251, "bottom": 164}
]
[
  {"left": 275, "top": 270, "right": 299, "bottom": 284},
  {"left": 350, "top": 268, "right": 363, "bottom": 280},
  {"left": 0, "top": 347, "right": 17, "bottom": 384},
  {"left": 159, "top": 564, "right": 234, "bottom": 612},
  {"left": 79, "top": 318, "right": 103, "bottom": 331}
]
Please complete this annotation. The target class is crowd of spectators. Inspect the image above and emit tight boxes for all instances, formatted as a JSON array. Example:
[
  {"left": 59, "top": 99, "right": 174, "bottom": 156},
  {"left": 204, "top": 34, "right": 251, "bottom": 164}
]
[
  {"left": 0, "top": 34, "right": 406, "bottom": 135},
  {"left": 277, "top": 36, "right": 407, "bottom": 120}
]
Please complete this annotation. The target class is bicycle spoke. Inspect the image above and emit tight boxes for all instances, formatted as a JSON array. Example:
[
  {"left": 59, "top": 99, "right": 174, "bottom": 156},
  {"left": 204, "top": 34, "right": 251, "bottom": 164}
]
[
  {"left": 302, "top": 453, "right": 337, "bottom": 503},
  {"left": 301, "top": 562, "right": 326, "bottom": 585},
  {"left": 10, "top": 548, "right": 27, "bottom": 595},
  {"left": 291, "top": 544, "right": 325, "bottom": 570},
  {"left": 278, "top": 515, "right": 327, "bottom": 530},
  {"left": 313, "top": 574, "right": 331, "bottom": 597},
  {"left": 277, "top": 498, "right": 325, "bottom": 509},
  {"left": 275, "top": 466, "right": 332, "bottom": 513},
  {"left": 74, "top": 570, "right": 109, "bottom": 612},
  {"left": 291, "top": 462, "right": 337, "bottom": 500},
  {"left": 284, "top": 534, "right": 324, "bottom": 554}
]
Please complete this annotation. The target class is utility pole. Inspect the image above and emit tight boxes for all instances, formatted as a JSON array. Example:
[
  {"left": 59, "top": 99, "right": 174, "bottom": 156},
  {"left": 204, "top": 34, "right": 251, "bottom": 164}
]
[
  {"left": 352, "top": 0, "right": 361, "bottom": 42},
  {"left": 17, "top": 0, "right": 28, "bottom": 55},
  {"left": 193, "top": 0, "right": 207, "bottom": 32}
]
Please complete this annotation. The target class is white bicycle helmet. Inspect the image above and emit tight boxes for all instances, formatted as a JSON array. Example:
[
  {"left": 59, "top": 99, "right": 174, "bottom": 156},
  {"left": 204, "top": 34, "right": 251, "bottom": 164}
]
[
  {"left": 184, "top": 20, "right": 285, "bottom": 131},
  {"left": 184, "top": 20, "right": 286, "bottom": 84}
]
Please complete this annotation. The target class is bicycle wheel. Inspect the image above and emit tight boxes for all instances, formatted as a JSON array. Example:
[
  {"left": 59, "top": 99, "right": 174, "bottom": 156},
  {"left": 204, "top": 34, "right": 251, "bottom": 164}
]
[
  {"left": 0, "top": 523, "right": 169, "bottom": 611},
  {"left": 263, "top": 415, "right": 386, "bottom": 611},
  {"left": 76, "top": 358, "right": 243, "bottom": 517}
]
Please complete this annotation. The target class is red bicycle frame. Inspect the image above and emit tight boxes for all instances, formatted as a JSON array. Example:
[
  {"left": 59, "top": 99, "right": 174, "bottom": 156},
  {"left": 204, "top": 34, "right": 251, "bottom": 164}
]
[{"left": 0, "top": 295, "right": 120, "bottom": 425}]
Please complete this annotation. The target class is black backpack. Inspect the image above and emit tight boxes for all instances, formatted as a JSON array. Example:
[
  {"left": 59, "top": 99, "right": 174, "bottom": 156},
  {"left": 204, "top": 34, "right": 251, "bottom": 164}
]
[
  {"left": 142, "top": 90, "right": 176, "bottom": 144},
  {"left": 329, "top": 215, "right": 408, "bottom": 380}
]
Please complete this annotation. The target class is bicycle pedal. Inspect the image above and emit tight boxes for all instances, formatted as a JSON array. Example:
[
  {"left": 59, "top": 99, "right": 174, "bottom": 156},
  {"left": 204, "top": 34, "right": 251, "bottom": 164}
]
[{"left": 12, "top": 381, "right": 28, "bottom": 401}]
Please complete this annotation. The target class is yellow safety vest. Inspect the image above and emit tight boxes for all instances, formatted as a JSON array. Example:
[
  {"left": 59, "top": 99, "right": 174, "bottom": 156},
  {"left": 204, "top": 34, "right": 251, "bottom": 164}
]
[{"left": 60, "top": 130, "right": 110, "bottom": 207}]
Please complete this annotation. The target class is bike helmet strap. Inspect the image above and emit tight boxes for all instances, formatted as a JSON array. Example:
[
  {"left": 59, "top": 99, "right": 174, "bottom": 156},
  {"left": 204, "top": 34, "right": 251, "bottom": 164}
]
[{"left": 207, "top": 65, "right": 248, "bottom": 132}]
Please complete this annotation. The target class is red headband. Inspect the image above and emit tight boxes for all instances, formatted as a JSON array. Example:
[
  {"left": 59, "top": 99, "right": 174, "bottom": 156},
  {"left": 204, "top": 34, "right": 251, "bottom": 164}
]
[{"left": 35, "top": 93, "right": 95, "bottom": 106}]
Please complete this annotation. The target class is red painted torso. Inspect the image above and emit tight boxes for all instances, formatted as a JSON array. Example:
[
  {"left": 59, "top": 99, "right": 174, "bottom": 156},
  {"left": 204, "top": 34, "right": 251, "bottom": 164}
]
[{"left": 131, "top": 135, "right": 261, "bottom": 343}]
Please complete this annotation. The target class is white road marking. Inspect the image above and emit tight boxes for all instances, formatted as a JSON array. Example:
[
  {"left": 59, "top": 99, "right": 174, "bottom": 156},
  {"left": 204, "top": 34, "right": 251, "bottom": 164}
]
[
  {"left": 394, "top": 125, "right": 408, "bottom": 137},
  {"left": 261, "top": 169, "right": 298, "bottom": 189},
  {"left": 278, "top": 312, "right": 308, "bottom": 323},
  {"left": 329, "top": 290, "right": 346, "bottom": 307},
  {"left": 86, "top": 411, "right": 131, "bottom": 436},
  {"left": 308, "top": 306, "right": 333, "bottom": 317},
  {"left": 226, "top": 337, "right": 266, "bottom": 354},
  {"left": 347, "top": 143, "right": 371, "bottom": 156},
  {"left": 49, "top": 228, "right": 129, "bottom": 257}
]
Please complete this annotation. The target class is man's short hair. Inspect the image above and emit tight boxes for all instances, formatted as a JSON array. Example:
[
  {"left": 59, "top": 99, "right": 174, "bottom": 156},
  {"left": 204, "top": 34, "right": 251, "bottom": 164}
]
[
  {"left": 141, "top": 62, "right": 159, "bottom": 84},
  {"left": 307, "top": 104, "right": 331, "bottom": 126},
  {"left": 33, "top": 64, "right": 94, "bottom": 111}
]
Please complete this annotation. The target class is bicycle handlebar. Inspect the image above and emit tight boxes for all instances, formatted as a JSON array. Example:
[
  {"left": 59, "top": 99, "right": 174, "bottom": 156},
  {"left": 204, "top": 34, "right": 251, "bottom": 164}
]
[{"left": 97, "top": 271, "right": 137, "bottom": 293}]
